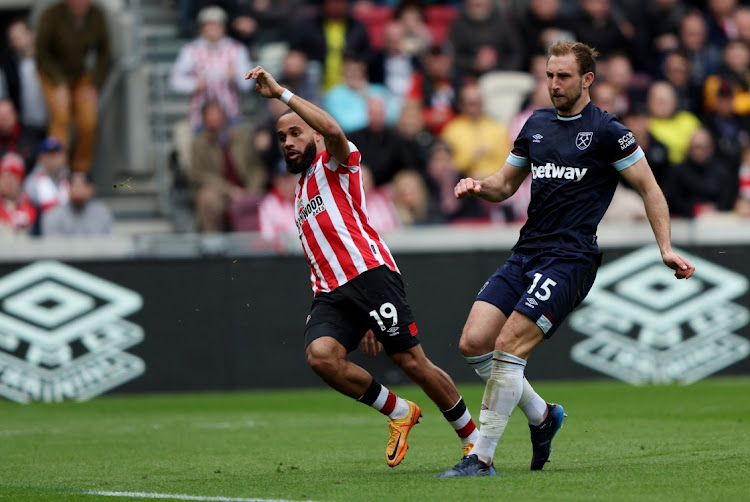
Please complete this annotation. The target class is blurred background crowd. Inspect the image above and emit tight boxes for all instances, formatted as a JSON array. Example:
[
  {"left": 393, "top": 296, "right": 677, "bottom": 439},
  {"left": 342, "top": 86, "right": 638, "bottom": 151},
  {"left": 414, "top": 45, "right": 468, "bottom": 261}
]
[{"left": 2, "top": 0, "right": 750, "bottom": 241}]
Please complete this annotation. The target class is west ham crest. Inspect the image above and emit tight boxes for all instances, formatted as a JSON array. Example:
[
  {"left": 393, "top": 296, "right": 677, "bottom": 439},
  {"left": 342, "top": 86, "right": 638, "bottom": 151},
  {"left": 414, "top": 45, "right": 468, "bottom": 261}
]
[{"left": 576, "top": 132, "right": 593, "bottom": 150}]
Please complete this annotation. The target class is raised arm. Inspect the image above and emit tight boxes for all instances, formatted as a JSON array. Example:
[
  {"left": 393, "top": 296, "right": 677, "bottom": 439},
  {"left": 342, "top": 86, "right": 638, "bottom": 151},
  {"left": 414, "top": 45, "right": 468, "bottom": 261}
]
[
  {"left": 454, "top": 162, "right": 530, "bottom": 203},
  {"left": 620, "top": 156, "right": 695, "bottom": 279},
  {"left": 245, "top": 66, "right": 350, "bottom": 163}
]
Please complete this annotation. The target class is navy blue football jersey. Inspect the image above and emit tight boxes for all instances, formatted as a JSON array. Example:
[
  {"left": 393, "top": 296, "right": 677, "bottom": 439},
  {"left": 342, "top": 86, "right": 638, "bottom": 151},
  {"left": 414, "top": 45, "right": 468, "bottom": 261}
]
[{"left": 507, "top": 101, "right": 644, "bottom": 254}]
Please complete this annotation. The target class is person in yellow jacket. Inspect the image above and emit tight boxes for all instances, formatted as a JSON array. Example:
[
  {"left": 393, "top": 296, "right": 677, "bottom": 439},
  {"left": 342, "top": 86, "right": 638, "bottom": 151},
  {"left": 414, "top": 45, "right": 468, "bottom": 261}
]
[{"left": 440, "top": 83, "right": 512, "bottom": 179}]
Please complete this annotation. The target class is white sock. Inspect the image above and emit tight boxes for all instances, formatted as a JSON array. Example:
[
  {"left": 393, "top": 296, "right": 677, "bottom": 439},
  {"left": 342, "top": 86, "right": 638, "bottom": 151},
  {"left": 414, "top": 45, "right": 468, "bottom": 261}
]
[
  {"left": 517, "top": 377, "right": 548, "bottom": 426},
  {"left": 464, "top": 352, "right": 493, "bottom": 381},
  {"left": 473, "top": 350, "right": 526, "bottom": 465},
  {"left": 389, "top": 397, "right": 410, "bottom": 420},
  {"left": 465, "top": 353, "right": 546, "bottom": 426}
]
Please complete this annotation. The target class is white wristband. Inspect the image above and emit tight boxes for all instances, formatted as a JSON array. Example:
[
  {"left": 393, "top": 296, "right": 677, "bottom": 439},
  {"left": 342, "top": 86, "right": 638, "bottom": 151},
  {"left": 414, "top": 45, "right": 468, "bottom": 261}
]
[{"left": 279, "top": 89, "right": 294, "bottom": 105}]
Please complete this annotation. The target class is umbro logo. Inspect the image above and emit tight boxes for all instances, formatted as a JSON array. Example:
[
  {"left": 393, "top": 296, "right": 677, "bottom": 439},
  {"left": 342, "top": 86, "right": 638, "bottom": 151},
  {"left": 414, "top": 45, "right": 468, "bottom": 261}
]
[
  {"left": 387, "top": 326, "right": 399, "bottom": 336},
  {"left": 532, "top": 134, "right": 543, "bottom": 143},
  {"left": 525, "top": 297, "right": 538, "bottom": 308}
]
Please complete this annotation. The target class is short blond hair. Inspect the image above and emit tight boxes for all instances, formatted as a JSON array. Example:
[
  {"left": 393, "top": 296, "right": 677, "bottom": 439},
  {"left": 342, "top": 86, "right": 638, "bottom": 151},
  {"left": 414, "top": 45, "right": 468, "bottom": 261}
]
[{"left": 547, "top": 41, "right": 599, "bottom": 76}]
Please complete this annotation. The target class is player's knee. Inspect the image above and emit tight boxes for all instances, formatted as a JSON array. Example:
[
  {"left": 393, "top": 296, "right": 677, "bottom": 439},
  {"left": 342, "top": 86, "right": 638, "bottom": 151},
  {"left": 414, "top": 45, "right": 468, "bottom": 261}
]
[
  {"left": 458, "top": 331, "right": 492, "bottom": 357},
  {"left": 304, "top": 343, "right": 339, "bottom": 377}
]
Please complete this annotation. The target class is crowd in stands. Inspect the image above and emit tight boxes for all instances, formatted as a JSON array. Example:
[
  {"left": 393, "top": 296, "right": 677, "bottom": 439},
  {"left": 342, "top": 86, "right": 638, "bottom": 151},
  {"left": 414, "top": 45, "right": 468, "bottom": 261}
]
[
  {"left": 0, "top": 0, "right": 113, "bottom": 239},
  {"left": 168, "top": 0, "right": 750, "bottom": 238},
  {"left": 5, "top": 0, "right": 750, "bottom": 240}
]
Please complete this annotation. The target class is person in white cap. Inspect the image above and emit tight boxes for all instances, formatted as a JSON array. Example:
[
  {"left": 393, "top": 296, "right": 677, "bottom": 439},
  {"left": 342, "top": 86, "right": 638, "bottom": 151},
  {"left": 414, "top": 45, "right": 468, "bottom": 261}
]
[{"left": 170, "top": 5, "right": 253, "bottom": 130}]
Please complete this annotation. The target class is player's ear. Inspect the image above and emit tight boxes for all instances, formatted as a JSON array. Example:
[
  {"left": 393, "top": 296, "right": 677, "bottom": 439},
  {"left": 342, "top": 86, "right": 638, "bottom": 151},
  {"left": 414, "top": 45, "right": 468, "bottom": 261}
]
[{"left": 583, "top": 72, "right": 595, "bottom": 89}]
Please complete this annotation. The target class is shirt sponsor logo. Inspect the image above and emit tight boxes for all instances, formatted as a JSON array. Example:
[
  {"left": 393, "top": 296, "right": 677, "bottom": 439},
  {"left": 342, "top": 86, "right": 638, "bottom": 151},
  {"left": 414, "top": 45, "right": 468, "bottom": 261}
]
[
  {"left": 296, "top": 195, "right": 326, "bottom": 231},
  {"left": 531, "top": 162, "right": 588, "bottom": 182},
  {"left": 618, "top": 132, "right": 636, "bottom": 151},
  {"left": 0, "top": 261, "right": 144, "bottom": 403},
  {"left": 569, "top": 245, "right": 749, "bottom": 384},
  {"left": 576, "top": 131, "right": 593, "bottom": 150}
]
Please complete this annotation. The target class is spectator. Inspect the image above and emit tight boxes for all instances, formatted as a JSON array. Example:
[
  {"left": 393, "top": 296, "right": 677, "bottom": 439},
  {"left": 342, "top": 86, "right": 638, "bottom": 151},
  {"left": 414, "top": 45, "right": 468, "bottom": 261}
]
[
  {"left": 322, "top": 53, "right": 399, "bottom": 134},
  {"left": 734, "top": 6, "right": 750, "bottom": 46},
  {"left": 703, "top": 39, "right": 750, "bottom": 115},
  {"left": 622, "top": 105, "right": 671, "bottom": 188},
  {"left": 661, "top": 49, "right": 704, "bottom": 114},
  {"left": 170, "top": 6, "right": 253, "bottom": 130},
  {"left": 702, "top": 79, "right": 750, "bottom": 167},
  {"left": 368, "top": 20, "right": 420, "bottom": 105},
  {"left": 591, "top": 80, "right": 623, "bottom": 117},
  {"left": 389, "top": 169, "right": 429, "bottom": 226},
  {"left": 253, "top": 87, "right": 292, "bottom": 182},
  {"left": 678, "top": 10, "right": 722, "bottom": 89},
  {"left": 703, "top": 0, "right": 737, "bottom": 50},
  {"left": 423, "top": 140, "right": 484, "bottom": 223},
  {"left": 735, "top": 144, "right": 750, "bottom": 217},
  {"left": 0, "top": 99, "right": 37, "bottom": 172},
  {"left": 665, "top": 127, "right": 738, "bottom": 218},
  {"left": 23, "top": 136, "right": 70, "bottom": 218},
  {"left": 292, "top": 0, "right": 372, "bottom": 91},
  {"left": 348, "top": 95, "right": 405, "bottom": 186},
  {"left": 647, "top": 80, "right": 702, "bottom": 165},
  {"left": 440, "top": 83, "right": 511, "bottom": 179},
  {"left": 517, "top": 0, "right": 574, "bottom": 69},
  {"left": 41, "top": 171, "right": 113, "bottom": 236},
  {"left": 393, "top": 98, "right": 434, "bottom": 176},
  {"left": 36, "top": 0, "right": 111, "bottom": 174},
  {"left": 0, "top": 152, "right": 36, "bottom": 237},
  {"left": 449, "top": 0, "right": 524, "bottom": 82},
  {"left": 257, "top": 164, "right": 298, "bottom": 240},
  {"left": 645, "top": 0, "right": 688, "bottom": 58},
  {"left": 228, "top": 0, "right": 307, "bottom": 52},
  {"left": 361, "top": 163, "right": 401, "bottom": 233},
  {"left": 279, "top": 48, "right": 322, "bottom": 106},
  {"left": 405, "top": 42, "right": 458, "bottom": 134},
  {"left": 393, "top": 0, "right": 433, "bottom": 58},
  {"left": 601, "top": 52, "right": 651, "bottom": 116},
  {"left": 509, "top": 80, "right": 550, "bottom": 143},
  {"left": 569, "top": 0, "right": 630, "bottom": 63},
  {"left": 189, "top": 100, "right": 266, "bottom": 232},
  {"left": 1, "top": 18, "right": 47, "bottom": 139}
]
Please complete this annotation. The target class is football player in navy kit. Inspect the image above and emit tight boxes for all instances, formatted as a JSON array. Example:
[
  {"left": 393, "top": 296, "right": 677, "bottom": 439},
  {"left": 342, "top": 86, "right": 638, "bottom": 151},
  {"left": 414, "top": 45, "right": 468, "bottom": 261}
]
[{"left": 437, "top": 41, "right": 695, "bottom": 478}]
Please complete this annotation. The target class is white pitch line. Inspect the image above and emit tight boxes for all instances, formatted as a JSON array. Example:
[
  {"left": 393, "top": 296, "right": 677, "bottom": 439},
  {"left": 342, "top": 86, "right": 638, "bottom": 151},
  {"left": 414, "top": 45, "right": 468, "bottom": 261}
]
[{"left": 86, "top": 491, "right": 319, "bottom": 502}]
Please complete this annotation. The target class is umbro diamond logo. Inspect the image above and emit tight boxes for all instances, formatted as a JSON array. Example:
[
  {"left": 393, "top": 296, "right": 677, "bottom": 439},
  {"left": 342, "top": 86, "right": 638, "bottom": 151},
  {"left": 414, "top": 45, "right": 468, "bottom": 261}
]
[
  {"left": 532, "top": 134, "right": 543, "bottom": 143},
  {"left": 525, "top": 297, "right": 538, "bottom": 308}
]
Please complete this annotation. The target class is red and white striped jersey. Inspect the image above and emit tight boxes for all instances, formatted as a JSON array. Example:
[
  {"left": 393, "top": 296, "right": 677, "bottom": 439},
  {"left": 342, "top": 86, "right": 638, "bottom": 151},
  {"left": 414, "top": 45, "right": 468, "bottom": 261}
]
[{"left": 295, "top": 141, "right": 399, "bottom": 294}]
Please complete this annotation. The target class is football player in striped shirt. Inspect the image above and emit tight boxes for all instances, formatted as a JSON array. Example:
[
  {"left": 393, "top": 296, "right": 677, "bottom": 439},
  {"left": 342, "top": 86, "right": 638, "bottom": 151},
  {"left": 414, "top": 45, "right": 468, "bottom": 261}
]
[{"left": 246, "top": 66, "right": 479, "bottom": 468}]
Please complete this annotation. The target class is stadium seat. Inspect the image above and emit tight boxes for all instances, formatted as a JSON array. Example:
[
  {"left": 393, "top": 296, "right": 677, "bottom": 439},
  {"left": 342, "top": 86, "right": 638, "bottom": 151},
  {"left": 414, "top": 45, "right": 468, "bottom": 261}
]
[
  {"left": 352, "top": 5, "right": 394, "bottom": 51},
  {"left": 477, "top": 71, "right": 537, "bottom": 126},
  {"left": 424, "top": 5, "right": 459, "bottom": 46}
]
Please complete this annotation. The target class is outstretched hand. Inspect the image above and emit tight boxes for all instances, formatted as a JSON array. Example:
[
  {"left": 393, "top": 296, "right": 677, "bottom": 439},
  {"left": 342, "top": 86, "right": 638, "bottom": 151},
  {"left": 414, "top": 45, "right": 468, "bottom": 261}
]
[
  {"left": 244, "top": 66, "right": 283, "bottom": 100},
  {"left": 662, "top": 249, "right": 695, "bottom": 279},
  {"left": 361, "top": 329, "right": 382, "bottom": 356},
  {"left": 454, "top": 177, "right": 483, "bottom": 199}
]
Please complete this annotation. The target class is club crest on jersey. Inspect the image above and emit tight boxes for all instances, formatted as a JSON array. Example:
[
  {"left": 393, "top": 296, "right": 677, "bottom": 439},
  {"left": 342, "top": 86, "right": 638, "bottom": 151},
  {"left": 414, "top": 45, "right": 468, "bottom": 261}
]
[{"left": 576, "top": 131, "right": 593, "bottom": 150}]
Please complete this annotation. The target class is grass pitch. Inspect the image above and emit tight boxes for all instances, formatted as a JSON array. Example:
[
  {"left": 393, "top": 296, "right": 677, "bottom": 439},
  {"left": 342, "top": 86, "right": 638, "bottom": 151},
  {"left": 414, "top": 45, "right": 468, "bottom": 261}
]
[{"left": 1, "top": 377, "right": 748, "bottom": 502}]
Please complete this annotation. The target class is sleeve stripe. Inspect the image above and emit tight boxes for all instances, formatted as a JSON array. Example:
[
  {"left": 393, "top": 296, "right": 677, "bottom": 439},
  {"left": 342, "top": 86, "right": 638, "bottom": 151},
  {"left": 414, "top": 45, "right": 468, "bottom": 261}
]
[
  {"left": 612, "top": 146, "right": 645, "bottom": 171},
  {"left": 507, "top": 152, "right": 530, "bottom": 167}
]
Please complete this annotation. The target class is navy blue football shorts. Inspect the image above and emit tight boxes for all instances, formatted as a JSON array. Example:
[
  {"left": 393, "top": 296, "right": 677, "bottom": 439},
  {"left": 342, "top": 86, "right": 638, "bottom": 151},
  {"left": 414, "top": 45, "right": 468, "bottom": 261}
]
[
  {"left": 476, "top": 248, "right": 602, "bottom": 338},
  {"left": 304, "top": 265, "right": 421, "bottom": 355}
]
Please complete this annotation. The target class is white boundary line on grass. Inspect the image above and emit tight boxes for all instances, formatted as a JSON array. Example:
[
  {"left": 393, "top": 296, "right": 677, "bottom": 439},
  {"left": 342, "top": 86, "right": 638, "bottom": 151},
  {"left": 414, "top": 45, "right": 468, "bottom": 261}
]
[{"left": 86, "top": 491, "right": 319, "bottom": 502}]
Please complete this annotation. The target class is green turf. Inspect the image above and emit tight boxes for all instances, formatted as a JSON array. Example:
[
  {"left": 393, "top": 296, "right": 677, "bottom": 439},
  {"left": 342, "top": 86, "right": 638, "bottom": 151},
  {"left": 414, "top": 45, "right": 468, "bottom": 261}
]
[{"left": 1, "top": 377, "right": 749, "bottom": 502}]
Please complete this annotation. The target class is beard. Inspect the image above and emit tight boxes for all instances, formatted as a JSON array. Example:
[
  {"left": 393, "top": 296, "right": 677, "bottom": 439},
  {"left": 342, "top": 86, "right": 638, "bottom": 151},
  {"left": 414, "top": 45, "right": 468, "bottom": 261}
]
[
  {"left": 285, "top": 138, "right": 318, "bottom": 174},
  {"left": 550, "top": 83, "right": 583, "bottom": 113}
]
